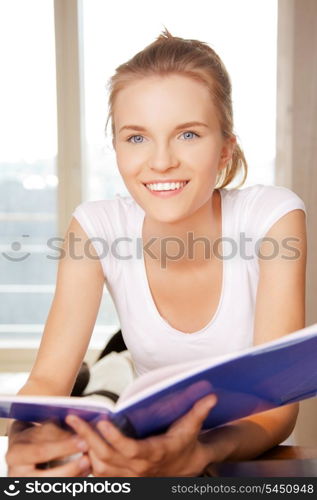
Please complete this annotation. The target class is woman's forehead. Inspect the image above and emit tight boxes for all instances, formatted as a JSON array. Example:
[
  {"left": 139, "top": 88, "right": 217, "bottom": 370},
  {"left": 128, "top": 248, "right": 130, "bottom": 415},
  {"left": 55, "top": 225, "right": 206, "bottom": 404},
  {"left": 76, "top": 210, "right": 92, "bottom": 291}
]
[
  {"left": 113, "top": 75, "right": 217, "bottom": 129},
  {"left": 115, "top": 74, "right": 211, "bottom": 105}
]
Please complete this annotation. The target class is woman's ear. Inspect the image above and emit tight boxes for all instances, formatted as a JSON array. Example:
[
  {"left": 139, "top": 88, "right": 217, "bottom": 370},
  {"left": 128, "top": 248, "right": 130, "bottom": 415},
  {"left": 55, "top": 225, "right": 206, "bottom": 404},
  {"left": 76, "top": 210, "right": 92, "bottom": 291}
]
[{"left": 219, "top": 136, "right": 236, "bottom": 169}]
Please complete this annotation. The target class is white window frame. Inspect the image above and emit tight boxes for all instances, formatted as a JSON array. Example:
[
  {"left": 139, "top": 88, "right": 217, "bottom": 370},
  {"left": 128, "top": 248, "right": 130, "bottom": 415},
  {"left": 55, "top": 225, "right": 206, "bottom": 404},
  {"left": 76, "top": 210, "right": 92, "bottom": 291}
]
[
  {"left": 0, "top": 0, "right": 117, "bottom": 370},
  {"left": 54, "top": 0, "right": 86, "bottom": 237}
]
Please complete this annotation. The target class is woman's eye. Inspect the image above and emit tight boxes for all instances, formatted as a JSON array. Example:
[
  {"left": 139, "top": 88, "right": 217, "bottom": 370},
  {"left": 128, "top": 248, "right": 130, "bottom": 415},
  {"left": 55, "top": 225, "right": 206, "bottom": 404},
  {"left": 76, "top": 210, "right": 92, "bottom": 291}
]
[
  {"left": 127, "top": 135, "right": 144, "bottom": 144},
  {"left": 126, "top": 131, "right": 199, "bottom": 143},
  {"left": 180, "top": 131, "right": 199, "bottom": 140}
]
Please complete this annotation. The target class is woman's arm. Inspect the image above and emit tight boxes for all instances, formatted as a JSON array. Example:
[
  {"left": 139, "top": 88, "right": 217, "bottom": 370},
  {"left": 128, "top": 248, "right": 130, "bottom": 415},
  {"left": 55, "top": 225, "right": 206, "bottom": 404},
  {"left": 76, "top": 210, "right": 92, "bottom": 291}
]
[
  {"left": 198, "top": 208, "right": 307, "bottom": 465},
  {"left": 6, "top": 216, "right": 105, "bottom": 476}
]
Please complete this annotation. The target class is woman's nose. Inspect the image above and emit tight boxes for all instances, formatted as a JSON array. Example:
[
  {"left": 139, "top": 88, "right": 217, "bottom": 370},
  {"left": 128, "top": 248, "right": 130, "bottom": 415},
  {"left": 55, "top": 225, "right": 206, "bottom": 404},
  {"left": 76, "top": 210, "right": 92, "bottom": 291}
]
[{"left": 147, "top": 144, "right": 180, "bottom": 171}]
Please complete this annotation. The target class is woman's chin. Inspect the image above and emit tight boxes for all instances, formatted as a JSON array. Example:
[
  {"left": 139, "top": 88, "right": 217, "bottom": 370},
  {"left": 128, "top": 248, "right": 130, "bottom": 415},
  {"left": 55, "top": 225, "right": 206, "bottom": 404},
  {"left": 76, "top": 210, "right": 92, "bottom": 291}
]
[{"left": 146, "top": 210, "right": 191, "bottom": 225}]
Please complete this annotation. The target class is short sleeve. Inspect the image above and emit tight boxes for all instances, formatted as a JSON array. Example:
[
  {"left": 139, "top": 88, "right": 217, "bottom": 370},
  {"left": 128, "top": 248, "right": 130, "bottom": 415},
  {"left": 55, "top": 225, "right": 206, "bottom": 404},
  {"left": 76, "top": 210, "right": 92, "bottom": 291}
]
[
  {"left": 72, "top": 200, "right": 117, "bottom": 283},
  {"left": 245, "top": 184, "right": 307, "bottom": 240}
]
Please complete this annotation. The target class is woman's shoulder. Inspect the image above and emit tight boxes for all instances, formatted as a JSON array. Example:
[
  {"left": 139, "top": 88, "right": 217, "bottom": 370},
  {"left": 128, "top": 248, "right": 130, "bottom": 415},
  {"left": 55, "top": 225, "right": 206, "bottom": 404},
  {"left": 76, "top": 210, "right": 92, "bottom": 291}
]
[
  {"left": 72, "top": 193, "right": 141, "bottom": 220},
  {"left": 222, "top": 183, "right": 306, "bottom": 211},
  {"left": 221, "top": 183, "right": 306, "bottom": 239},
  {"left": 71, "top": 194, "right": 141, "bottom": 283},
  {"left": 72, "top": 194, "right": 143, "bottom": 248}
]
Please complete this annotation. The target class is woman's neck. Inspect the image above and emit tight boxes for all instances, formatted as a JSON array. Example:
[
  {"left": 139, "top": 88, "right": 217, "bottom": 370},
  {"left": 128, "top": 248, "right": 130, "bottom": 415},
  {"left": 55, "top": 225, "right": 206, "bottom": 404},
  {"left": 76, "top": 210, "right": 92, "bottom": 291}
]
[{"left": 142, "top": 189, "right": 221, "bottom": 267}]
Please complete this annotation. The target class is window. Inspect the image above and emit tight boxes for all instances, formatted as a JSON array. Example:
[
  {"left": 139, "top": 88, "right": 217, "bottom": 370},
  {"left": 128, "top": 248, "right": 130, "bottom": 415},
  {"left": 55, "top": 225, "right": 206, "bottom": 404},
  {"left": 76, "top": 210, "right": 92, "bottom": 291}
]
[
  {"left": 0, "top": 0, "right": 58, "bottom": 345},
  {"left": 82, "top": 0, "right": 277, "bottom": 196},
  {"left": 1, "top": 0, "right": 277, "bottom": 347},
  {"left": 80, "top": 0, "right": 277, "bottom": 346}
]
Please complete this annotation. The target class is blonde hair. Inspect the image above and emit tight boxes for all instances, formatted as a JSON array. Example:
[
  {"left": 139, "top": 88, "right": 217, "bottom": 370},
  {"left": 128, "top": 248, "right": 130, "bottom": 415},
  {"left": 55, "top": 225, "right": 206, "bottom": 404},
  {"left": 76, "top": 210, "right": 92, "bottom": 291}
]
[{"left": 106, "top": 28, "right": 247, "bottom": 189}]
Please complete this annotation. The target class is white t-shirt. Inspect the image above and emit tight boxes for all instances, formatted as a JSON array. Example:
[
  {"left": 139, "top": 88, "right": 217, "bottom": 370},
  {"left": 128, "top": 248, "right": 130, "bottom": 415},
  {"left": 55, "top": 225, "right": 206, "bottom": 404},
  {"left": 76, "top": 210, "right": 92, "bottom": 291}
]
[{"left": 72, "top": 184, "right": 306, "bottom": 376}]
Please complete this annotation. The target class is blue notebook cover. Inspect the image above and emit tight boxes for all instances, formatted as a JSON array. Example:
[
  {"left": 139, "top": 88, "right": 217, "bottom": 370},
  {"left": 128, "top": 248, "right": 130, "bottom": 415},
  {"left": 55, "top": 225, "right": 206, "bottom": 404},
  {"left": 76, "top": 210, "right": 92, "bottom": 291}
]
[{"left": 0, "top": 323, "right": 317, "bottom": 438}]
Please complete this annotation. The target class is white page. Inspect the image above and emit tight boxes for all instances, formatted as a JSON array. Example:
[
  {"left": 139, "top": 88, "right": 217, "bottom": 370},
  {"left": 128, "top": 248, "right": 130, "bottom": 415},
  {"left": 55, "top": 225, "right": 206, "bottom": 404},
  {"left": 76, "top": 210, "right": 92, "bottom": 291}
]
[{"left": 0, "top": 394, "right": 115, "bottom": 411}]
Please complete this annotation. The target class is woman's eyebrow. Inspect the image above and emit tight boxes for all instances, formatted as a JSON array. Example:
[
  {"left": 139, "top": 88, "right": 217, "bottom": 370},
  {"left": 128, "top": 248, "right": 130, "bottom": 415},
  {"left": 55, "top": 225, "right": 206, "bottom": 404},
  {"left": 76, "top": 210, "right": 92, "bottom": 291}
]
[{"left": 118, "top": 121, "right": 209, "bottom": 133}]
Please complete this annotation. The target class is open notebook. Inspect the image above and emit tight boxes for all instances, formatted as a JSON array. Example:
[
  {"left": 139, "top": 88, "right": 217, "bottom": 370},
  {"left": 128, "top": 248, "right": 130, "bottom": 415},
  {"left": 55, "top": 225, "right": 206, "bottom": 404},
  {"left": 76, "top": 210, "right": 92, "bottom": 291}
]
[{"left": 0, "top": 323, "right": 316, "bottom": 438}]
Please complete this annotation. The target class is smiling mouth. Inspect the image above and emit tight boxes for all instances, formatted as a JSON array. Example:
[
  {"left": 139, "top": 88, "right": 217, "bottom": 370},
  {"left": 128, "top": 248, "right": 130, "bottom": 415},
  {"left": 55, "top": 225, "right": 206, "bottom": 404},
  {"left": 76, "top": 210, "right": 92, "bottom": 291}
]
[{"left": 143, "top": 180, "right": 190, "bottom": 192}]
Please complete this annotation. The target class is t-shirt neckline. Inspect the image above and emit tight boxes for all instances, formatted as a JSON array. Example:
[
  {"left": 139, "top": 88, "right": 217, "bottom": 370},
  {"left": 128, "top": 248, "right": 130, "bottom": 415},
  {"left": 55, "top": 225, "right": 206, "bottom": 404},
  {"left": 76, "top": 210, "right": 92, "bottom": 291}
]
[{"left": 137, "top": 189, "right": 227, "bottom": 336}]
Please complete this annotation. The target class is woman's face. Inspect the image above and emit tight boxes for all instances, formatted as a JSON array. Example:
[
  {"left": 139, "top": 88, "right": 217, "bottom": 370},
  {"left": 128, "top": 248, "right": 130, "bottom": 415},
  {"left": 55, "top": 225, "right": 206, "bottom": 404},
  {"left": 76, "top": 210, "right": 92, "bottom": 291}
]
[{"left": 113, "top": 74, "right": 234, "bottom": 223}]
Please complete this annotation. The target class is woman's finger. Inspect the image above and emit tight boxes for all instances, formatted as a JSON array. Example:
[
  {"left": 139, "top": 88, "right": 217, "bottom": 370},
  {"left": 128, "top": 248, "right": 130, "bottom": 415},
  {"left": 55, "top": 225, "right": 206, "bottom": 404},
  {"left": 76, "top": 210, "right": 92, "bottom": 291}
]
[
  {"left": 80, "top": 468, "right": 92, "bottom": 477},
  {"left": 8, "top": 464, "right": 34, "bottom": 477},
  {"left": 66, "top": 416, "right": 118, "bottom": 463},
  {"left": 167, "top": 394, "right": 217, "bottom": 440},
  {"left": 89, "top": 449, "right": 139, "bottom": 477},
  {"left": 96, "top": 420, "right": 152, "bottom": 460},
  {"left": 33, "top": 455, "right": 90, "bottom": 478},
  {"left": 6, "top": 435, "right": 87, "bottom": 467},
  {"left": 8, "top": 454, "right": 90, "bottom": 477},
  {"left": 8, "top": 420, "right": 35, "bottom": 436}
]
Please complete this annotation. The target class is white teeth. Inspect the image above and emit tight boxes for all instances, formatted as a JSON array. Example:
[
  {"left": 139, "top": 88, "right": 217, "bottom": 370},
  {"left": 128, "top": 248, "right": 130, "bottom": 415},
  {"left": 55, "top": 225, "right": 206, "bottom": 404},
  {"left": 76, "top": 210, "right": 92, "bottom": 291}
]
[{"left": 146, "top": 181, "right": 187, "bottom": 191}]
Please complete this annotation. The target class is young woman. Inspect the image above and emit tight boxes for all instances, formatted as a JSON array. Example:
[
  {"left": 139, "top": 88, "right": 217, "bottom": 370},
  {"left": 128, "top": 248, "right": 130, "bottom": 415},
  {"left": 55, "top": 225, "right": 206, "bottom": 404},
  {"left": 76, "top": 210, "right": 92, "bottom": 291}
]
[{"left": 6, "top": 29, "right": 307, "bottom": 477}]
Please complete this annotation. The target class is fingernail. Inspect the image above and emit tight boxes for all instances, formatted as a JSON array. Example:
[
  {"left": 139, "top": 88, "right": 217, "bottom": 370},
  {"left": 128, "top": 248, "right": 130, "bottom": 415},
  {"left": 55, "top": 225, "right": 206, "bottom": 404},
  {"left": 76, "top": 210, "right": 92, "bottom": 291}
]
[
  {"left": 79, "top": 456, "right": 90, "bottom": 471},
  {"left": 69, "top": 415, "right": 79, "bottom": 423},
  {"left": 75, "top": 438, "right": 88, "bottom": 451},
  {"left": 206, "top": 396, "right": 217, "bottom": 408},
  {"left": 66, "top": 416, "right": 77, "bottom": 427}
]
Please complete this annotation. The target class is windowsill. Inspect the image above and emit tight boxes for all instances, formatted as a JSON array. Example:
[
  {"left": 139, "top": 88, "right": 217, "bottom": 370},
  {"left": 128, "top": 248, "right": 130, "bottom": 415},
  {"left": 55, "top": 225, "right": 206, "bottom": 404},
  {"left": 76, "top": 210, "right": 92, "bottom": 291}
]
[
  {"left": 0, "top": 323, "right": 119, "bottom": 348},
  {"left": 0, "top": 337, "right": 114, "bottom": 350},
  {"left": 0, "top": 346, "right": 101, "bottom": 373}
]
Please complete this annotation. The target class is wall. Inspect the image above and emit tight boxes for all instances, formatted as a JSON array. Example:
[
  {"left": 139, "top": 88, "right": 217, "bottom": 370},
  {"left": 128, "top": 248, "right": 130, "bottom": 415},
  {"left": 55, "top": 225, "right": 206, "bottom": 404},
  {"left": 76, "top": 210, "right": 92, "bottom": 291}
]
[{"left": 276, "top": 0, "right": 317, "bottom": 446}]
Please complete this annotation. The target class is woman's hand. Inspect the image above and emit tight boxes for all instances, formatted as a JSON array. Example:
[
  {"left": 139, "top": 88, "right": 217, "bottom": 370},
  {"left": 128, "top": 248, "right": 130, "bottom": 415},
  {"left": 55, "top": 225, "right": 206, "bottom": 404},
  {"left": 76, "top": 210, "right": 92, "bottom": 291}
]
[
  {"left": 6, "top": 420, "right": 91, "bottom": 477},
  {"left": 65, "top": 394, "right": 217, "bottom": 477}
]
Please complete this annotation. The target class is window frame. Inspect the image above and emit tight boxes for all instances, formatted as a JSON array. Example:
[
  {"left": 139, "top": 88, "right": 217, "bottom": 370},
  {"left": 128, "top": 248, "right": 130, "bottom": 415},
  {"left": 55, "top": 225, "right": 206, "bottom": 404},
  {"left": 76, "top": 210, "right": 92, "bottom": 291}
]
[{"left": 0, "top": 0, "right": 118, "bottom": 360}]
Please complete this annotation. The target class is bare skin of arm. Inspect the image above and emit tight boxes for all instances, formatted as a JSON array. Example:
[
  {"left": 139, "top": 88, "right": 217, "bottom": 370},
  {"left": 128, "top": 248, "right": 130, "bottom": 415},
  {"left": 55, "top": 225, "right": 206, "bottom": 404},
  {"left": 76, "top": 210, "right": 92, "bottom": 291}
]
[{"left": 6, "top": 217, "right": 105, "bottom": 477}]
